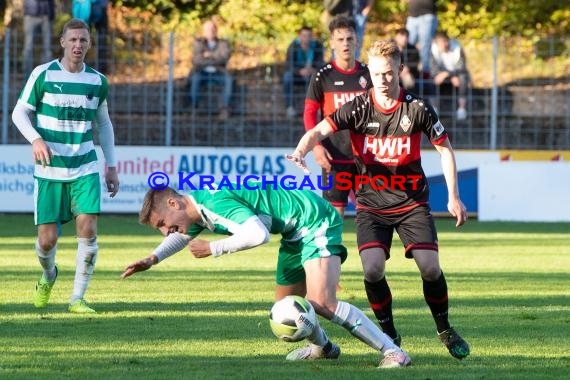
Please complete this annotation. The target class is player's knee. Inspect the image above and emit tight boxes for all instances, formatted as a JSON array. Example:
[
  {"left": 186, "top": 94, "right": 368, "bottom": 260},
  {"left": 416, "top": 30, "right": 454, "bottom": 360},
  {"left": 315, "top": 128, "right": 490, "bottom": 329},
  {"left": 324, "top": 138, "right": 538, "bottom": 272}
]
[
  {"left": 363, "top": 268, "right": 384, "bottom": 283},
  {"left": 307, "top": 298, "right": 336, "bottom": 320},
  {"left": 360, "top": 252, "right": 386, "bottom": 282},
  {"left": 37, "top": 235, "right": 57, "bottom": 252},
  {"left": 419, "top": 264, "right": 441, "bottom": 281}
]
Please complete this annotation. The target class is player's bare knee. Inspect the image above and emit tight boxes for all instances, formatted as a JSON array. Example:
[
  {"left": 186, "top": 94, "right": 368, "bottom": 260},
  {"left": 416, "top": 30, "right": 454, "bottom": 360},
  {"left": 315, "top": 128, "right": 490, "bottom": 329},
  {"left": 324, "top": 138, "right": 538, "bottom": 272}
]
[
  {"left": 307, "top": 298, "right": 335, "bottom": 320},
  {"left": 37, "top": 235, "right": 57, "bottom": 252}
]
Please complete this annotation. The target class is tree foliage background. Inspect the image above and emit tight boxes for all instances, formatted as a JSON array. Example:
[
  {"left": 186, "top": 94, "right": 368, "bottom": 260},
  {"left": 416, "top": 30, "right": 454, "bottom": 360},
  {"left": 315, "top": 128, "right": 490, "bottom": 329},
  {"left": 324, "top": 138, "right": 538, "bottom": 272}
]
[
  {"left": 110, "top": 0, "right": 569, "bottom": 37},
  {"left": 104, "top": 0, "right": 570, "bottom": 71},
  {"left": 1, "top": 0, "right": 568, "bottom": 82}
]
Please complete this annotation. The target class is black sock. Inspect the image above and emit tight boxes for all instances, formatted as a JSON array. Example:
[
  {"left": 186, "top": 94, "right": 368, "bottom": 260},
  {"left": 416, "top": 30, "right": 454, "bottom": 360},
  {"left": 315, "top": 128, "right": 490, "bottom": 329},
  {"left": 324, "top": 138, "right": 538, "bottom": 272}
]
[
  {"left": 322, "top": 340, "right": 333, "bottom": 353},
  {"left": 423, "top": 272, "right": 451, "bottom": 333},
  {"left": 364, "top": 277, "right": 398, "bottom": 339}
]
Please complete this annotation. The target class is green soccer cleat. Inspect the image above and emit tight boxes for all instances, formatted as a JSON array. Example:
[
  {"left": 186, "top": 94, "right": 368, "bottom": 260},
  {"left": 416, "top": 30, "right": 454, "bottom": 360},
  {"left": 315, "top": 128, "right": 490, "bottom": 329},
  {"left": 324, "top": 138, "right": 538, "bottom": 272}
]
[
  {"left": 68, "top": 299, "right": 96, "bottom": 314},
  {"left": 438, "top": 327, "right": 470, "bottom": 360},
  {"left": 33, "top": 266, "right": 58, "bottom": 308}
]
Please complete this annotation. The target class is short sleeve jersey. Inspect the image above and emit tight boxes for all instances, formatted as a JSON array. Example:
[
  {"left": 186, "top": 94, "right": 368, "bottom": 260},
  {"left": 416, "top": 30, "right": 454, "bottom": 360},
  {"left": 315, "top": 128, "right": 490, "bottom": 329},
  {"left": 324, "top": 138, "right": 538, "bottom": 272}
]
[
  {"left": 186, "top": 186, "right": 342, "bottom": 241},
  {"left": 327, "top": 88, "right": 448, "bottom": 213},
  {"left": 305, "top": 61, "right": 371, "bottom": 163},
  {"left": 17, "top": 59, "right": 108, "bottom": 181}
]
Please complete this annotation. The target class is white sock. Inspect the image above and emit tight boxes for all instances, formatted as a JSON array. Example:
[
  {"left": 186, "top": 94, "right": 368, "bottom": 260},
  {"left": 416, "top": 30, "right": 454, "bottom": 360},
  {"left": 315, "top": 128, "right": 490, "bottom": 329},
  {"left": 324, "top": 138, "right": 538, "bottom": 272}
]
[
  {"left": 36, "top": 240, "right": 57, "bottom": 282},
  {"left": 331, "top": 301, "right": 398, "bottom": 354},
  {"left": 305, "top": 315, "right": 330, "bottom": 352},
  {"left": 71, "top": 237, "right": 98, "bottom": 303}
]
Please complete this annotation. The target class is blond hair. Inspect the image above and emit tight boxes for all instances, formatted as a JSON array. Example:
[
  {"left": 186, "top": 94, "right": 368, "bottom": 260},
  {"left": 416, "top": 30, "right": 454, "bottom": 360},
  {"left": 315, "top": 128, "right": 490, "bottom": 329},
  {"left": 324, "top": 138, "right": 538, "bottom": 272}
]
[{"left": 367, "top": 39, "right": 402, "bottom": 65}]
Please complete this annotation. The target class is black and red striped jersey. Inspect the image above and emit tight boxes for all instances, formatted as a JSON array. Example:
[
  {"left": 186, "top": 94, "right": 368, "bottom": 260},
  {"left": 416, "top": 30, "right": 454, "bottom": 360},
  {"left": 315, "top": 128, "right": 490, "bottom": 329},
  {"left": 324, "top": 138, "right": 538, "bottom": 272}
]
[
  {"left": 304, "top": 61, "right": 371, "bottom": 163},
  {"left": 326, "top": 88, "right": 448, "bottom": 213}
]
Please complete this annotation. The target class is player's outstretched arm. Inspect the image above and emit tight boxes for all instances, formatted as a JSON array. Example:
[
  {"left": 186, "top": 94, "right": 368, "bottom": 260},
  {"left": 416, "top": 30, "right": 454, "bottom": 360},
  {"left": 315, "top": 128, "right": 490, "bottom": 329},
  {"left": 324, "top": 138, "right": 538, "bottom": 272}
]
[
  {"left": 121, "top": 255, "right": 158, "bottom": 279},
  {"left": 286, "top": 119, "right": 335, "bottom": 174},
  {"left": 121, "top": 232, "right": 192, "bottom": 278}
]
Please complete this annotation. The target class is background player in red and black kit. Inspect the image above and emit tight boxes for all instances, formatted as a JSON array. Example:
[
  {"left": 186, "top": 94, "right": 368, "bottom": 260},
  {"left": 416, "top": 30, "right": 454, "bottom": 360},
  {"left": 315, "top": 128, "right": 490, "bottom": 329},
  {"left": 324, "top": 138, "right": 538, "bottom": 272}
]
[
  {"left": 304, "top": 15, "right": 371, "bottom": 216},
  {"left": 288, "top": 39, "right": 470, "bottom": 360}
]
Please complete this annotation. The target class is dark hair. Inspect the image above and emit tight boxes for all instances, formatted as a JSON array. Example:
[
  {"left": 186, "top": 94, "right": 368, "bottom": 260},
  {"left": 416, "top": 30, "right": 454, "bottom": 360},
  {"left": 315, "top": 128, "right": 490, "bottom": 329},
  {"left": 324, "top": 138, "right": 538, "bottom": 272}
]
[
  {"left": 298, "top": 25, "right": 313, "bottom": 34},
  {"left": 139, "top": 187, "right": 181, "bottom": 225},
  {"left": 61, "top": 18, "right": 90, "bottom": 37},
  {"left": 328, "top": 15, "right": 356, "bottom": 34},
  {"left": 395, "top": 28, "right": 410, "bottom": 37},
  {"left": 434, "top": 31, "right": 450, "bottom": 40}
]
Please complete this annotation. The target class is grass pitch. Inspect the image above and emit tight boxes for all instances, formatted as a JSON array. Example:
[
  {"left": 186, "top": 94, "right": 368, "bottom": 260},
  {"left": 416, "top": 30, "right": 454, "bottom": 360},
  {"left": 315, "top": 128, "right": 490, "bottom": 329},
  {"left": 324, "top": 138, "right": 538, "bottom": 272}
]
[{"left": 1, "top": 214, "right": 569, "bottom": 380}]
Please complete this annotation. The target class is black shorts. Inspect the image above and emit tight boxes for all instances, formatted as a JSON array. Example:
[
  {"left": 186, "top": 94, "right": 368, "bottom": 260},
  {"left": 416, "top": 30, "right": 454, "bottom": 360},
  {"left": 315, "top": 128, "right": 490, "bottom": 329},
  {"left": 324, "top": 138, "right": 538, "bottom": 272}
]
[
  {"left": 322, "top": 163, "right": 358, "bottom": 208},
  {"left": 355, "top": 205, "right": 438, "bottom": 259}
]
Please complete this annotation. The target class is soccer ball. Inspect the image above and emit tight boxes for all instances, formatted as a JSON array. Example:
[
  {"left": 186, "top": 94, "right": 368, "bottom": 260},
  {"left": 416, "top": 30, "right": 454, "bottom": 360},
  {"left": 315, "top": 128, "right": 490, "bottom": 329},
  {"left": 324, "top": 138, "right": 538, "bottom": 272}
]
[{"left": 269, "top": 295, "right": 317, "bottom": 342}]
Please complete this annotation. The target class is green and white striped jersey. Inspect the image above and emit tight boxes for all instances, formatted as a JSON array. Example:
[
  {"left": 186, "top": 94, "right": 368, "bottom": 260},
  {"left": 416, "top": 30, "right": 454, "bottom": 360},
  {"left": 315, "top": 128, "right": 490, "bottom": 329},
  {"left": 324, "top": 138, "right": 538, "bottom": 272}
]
[
  {"left": 186, "top": 186, "right": 341, "bottom": 242},
  {"left": 17, "top": 59, "right": 108, "bottom": 181}
]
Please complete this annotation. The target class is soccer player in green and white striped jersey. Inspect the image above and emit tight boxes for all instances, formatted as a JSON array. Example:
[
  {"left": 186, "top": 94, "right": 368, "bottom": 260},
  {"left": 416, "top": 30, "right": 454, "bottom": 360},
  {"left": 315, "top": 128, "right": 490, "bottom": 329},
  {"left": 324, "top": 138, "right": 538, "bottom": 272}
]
[
  {"left": 121, "top": 186, "right": 411, "bottom": 368},
  {"left": 12, "top": 18, "right": 120, "bottom": 314}
]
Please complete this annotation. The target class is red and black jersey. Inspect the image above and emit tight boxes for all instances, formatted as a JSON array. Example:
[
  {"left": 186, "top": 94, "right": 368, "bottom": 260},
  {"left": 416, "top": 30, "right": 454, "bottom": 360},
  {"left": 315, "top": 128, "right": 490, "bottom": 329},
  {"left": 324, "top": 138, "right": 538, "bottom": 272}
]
[
  {"left": 327, "top": 88, "right": 448, "bottom": 213},
  {"left": 304, "top": 60, "right": 371, "bottom": 163}
]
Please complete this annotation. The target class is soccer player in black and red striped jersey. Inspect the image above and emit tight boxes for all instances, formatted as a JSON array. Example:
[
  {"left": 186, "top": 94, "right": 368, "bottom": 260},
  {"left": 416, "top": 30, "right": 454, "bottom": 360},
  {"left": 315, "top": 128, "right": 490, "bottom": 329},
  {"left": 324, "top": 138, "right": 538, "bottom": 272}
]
[
  {"left": 304, "top": 15, "right": 371, "bottom": 217},
  {"left": 288, "top": 39, "right": 470, "bottom": 360}
]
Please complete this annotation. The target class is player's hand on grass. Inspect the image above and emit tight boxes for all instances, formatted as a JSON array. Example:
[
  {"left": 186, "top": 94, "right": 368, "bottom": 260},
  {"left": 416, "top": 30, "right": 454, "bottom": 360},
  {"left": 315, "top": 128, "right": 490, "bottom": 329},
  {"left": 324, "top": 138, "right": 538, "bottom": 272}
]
[
  {"left": 189, "top": 239, "right": 212, "bottom": 258},
  {"left": 121, "top": 256, "right": 157, "bottom": 279},
  {"left": 285, "top": 152, "right": 310, "bottom": 174}
]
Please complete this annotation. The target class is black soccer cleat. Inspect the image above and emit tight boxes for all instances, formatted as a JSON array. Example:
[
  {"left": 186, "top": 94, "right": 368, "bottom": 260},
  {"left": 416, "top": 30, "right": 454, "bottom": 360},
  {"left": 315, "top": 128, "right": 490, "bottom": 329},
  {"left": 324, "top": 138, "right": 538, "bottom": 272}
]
[{"left": 438, "top": 327, "right": 470, "bottom": 360}]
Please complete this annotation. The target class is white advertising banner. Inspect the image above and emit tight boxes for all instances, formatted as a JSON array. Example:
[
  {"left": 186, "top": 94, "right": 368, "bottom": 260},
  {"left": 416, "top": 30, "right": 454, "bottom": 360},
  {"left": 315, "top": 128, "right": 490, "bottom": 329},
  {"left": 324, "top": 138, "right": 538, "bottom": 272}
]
[
  {"left": 478, "top": 162, "right": 570, "bottom": 221},
  {"left": 0, "top": 146, "right": 499, "bottom": 215},
  {"left": 0, "top": 145, "right": 324, "bottom": 213}
]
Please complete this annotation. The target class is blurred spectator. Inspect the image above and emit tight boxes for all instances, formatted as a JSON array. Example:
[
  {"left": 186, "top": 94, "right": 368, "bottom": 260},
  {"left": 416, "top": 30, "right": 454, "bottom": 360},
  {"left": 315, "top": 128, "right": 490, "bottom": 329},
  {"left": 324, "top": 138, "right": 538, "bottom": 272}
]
[
  {"left": 23, "top": 0, "right": 55, "bottom": 78},
  {"left": 188, "top": 19, "right": 233, "bottom": 120},
  {"left": 71, "top": 0, "right": 109, "bottom": 73},
  {"left": 353, "top": 0, "right": 374, "bottom": 60},
  {"left": 283, "top": 26, "right": 324, "bottom": 118},
  {"left": 403, "top": 0, "right": 438, "bottom": 76},
  {"left": 322, "top": 0, "right": 353, "bottom": 33},
  {"left": 91, "top": 0, "right": 109, "bottom": 74},
  {"left": 4, "top": 0, "right": 24, "bottom": 29},
  {"left": 393, "top": 27, "right": 421, "bottom": 91},
  {"left": 430, "top": 31, "right": 470, "bottom": 120}
]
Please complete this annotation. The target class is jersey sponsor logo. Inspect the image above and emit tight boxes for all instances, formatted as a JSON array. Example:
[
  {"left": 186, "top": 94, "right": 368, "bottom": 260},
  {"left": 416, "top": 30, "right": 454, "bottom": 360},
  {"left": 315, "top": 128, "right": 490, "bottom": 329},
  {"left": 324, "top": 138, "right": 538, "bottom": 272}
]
[
  {"left": 366, "top": 122, "right": 380, "bottom": 134},
  {"left": 400, "top": 115, "right": 412, "bottom": 132},
  {"left": 433, "top": 121, "right": 445, "bottom": 136},
  {"left": 363, "top": 136, "right": 411, "bottom": 162},
  {"left": 57, "top": 106, "right": 88, "bottom": 122},
  {"left": 333, "top": 91, "right": 365, "bottom": 109},
  {"left": 334, "top": 81, "right": 345, "bottom": 85},
  {"left": 358, "top": 76, "right": 368, "bottom": 89}
]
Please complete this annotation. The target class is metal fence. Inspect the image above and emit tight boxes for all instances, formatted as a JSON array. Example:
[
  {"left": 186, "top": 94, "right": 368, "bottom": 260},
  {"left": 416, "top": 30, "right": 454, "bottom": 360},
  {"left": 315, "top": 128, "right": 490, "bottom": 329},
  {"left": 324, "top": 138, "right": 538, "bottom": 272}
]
[{"left": 1, "top": 27, "right": 569, "bottom": 149}]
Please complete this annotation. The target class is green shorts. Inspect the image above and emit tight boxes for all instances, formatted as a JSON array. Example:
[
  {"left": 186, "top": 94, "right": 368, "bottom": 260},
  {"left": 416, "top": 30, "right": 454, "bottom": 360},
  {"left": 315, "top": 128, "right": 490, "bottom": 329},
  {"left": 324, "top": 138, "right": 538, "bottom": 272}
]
[
  {"left": 34, "top": 173, "right": 101, "bottom": 225},
  {"left": 275, "top": 220, "right": 348, "bottom": 286}
]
